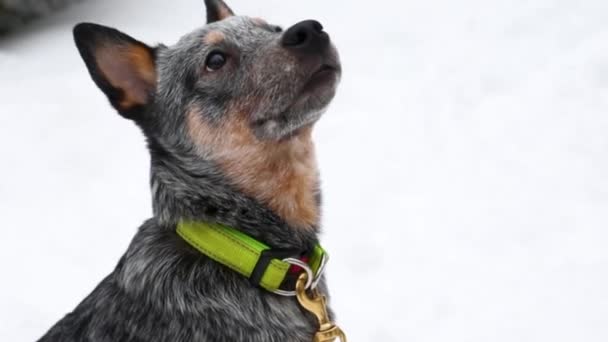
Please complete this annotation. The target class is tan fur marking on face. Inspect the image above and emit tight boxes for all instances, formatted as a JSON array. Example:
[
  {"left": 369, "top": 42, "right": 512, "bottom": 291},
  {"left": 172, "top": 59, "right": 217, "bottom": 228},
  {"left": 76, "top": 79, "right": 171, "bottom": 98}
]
[
  {"left": 204, "top": 31, "right": 225, "bottom": 45},
  {"left": 186, "top": 108, "right": 320, "bottom": 229},
  {"left": 252, "top": 17, "right": 268, "bottom": 27}
]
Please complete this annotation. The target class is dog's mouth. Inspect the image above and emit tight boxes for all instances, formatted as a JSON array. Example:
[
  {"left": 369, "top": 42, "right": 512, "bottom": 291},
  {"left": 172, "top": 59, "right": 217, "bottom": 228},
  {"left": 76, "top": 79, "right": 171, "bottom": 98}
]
[
  {"left": 251, "top": 61, "right": 341, "bottom": 140},
  {"left": 301, "top": 64, "right": 341, "bottom": 94},
  {"left": 283, "top": 63, "right": 341, "bottom": 112}
]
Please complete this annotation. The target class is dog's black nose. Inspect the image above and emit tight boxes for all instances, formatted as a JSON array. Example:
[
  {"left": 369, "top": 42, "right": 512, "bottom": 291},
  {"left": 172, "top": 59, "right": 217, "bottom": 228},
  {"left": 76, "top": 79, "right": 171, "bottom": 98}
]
[{"left": 282, "top": 20, "right": 329, "bottom": 53}]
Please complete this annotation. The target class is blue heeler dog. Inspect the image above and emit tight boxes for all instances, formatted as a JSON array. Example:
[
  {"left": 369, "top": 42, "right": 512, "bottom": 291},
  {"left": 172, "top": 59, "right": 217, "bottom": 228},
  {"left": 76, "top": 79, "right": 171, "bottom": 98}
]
[{"left": 38, "top": 0, "right": 342, "bottom": 341}]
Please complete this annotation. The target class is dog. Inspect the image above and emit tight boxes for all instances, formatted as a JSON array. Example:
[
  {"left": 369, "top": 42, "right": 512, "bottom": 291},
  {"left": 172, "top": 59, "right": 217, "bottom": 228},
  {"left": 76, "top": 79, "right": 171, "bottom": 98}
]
[{"left": 38, "top": 0, "right": 342, "bottom": 341}]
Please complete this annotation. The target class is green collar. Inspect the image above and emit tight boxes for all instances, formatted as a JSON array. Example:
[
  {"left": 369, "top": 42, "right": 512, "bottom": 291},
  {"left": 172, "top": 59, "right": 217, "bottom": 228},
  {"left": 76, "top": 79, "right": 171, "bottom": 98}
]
[{"left": 177, "top": 220, "right": 328, "bottom": 295}]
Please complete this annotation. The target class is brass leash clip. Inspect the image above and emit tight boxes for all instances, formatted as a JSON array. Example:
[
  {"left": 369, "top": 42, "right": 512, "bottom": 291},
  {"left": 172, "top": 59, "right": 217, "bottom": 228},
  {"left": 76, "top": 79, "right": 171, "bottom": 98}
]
[{"left": 295, "top": 273, "right": 347, "bottom": 342}]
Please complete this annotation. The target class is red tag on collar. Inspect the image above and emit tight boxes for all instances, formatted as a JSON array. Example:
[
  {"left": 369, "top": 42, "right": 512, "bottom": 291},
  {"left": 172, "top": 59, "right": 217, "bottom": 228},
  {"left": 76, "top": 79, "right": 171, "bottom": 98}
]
[{"left": 288, "top": 256, "right": 310, "bottom": 274}]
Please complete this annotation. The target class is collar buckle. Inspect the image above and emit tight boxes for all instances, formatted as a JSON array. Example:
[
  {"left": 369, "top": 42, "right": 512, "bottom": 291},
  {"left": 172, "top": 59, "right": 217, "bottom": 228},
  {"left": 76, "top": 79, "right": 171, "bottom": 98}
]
[
  {"left": 273, "top": 258, "right": 314, "bottom": 296},
  {"left": 249, "top": 248, "right": 329, "bottom": 297},
  {"left": 249, "top": 248, "right": 303, "bottom": 289}
]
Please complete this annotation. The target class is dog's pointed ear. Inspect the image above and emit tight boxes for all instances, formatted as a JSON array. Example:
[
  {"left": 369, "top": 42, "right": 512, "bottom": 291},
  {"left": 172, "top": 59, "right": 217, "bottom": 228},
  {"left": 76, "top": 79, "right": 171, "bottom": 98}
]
[
  {"left": 73, "top": 23, "right": 157, "bottom": 120},
  {"left": 205, "top": 0, "right": 234, "bottom": 23}
]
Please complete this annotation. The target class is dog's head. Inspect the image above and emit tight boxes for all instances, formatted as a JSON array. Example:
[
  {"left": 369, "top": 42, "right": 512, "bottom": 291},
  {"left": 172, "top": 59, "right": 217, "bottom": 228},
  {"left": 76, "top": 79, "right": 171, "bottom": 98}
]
[
  {"left": 73, "top": 0, "right": 341, "bottom": 228},
  {"left": 73, "top": 0, "right": 341, "bottom": 141}
]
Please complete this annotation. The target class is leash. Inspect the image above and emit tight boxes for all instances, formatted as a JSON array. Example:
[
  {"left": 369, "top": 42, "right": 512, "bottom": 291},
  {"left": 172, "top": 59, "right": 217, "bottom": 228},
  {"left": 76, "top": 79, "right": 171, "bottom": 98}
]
[{"left": 177, "top": 220, "right": 347, "bottom": 341}]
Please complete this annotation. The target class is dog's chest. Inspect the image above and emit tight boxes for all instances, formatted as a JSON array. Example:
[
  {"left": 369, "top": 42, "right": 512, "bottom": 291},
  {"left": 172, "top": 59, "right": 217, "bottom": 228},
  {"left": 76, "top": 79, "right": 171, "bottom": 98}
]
[
  {"left": 185, "top": 294, "right": 317, "bottom": 341},
  {"left": 115, "top": 254, "right": 322, "bottom": 341},
  {"left": 142, "top": 286, "right": 318, "bottom": 341}
]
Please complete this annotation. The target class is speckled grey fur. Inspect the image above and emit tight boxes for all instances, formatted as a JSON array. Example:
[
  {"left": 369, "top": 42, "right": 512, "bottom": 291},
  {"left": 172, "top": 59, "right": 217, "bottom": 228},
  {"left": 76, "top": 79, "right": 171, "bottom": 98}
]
[{"left": 38, "top": 0, "right": 341, "bottom": 341}]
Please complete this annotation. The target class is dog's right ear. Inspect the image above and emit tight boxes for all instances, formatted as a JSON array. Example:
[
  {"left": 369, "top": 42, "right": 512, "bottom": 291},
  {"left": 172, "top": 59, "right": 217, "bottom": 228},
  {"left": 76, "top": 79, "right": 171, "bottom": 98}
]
[
  {"left": 205, "top": 0, "right": 234, "bottom": 23},
  {"left": 73, "top": 23, "right": 157, "bottom": 121}
]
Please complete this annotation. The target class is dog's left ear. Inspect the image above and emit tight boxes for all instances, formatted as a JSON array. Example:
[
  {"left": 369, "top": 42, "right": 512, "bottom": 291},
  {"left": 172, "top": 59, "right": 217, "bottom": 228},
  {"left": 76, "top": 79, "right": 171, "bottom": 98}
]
[
  {"left": 205, "top": 0, "right": 234, "bottom": 23},
  {"left": 73, "top": 23, "right": 157, "bottom": 120}
]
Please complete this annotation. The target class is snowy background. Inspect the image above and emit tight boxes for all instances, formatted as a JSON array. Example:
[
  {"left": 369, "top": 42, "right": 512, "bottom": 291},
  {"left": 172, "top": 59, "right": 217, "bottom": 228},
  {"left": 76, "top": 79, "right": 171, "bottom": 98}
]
[{"left": 2, "top": 0, "right": 608, "bottom": 341}]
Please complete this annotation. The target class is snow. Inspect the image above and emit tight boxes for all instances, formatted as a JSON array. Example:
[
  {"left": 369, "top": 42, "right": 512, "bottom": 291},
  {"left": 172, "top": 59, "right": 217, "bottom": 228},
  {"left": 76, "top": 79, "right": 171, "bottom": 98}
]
[{"left": 2, "top": 0, "right": 608, "bottom": 341}]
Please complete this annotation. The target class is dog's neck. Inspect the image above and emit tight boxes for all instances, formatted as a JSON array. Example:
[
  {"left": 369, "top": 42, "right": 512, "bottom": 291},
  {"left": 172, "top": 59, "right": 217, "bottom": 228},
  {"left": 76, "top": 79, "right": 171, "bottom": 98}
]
[
  {"left": 147, "top": 136, "right": 320, "bottom": 250},
  {"left": 184, "top": 111, "right": 321, "bottom": 230},
  {"left": 206, "top": 127, "right": 321, "bottom": 230}
]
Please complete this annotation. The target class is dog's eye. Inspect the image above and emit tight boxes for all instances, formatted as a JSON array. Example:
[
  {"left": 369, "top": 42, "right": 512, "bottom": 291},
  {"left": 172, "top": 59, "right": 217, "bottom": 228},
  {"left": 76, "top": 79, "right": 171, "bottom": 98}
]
[
  {"left": 206, "top": 51, "right": 227, "bottom": 71},
  {"left": 273, "top": 26, "right": 283, "bottom": 33}
]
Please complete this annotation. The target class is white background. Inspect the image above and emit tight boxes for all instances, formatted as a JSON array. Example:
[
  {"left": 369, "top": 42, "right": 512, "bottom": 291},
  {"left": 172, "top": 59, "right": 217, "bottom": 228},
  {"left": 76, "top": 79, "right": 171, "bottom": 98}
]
[{"left": 1, "top": 0, "right": 608, "bottom": 341}]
